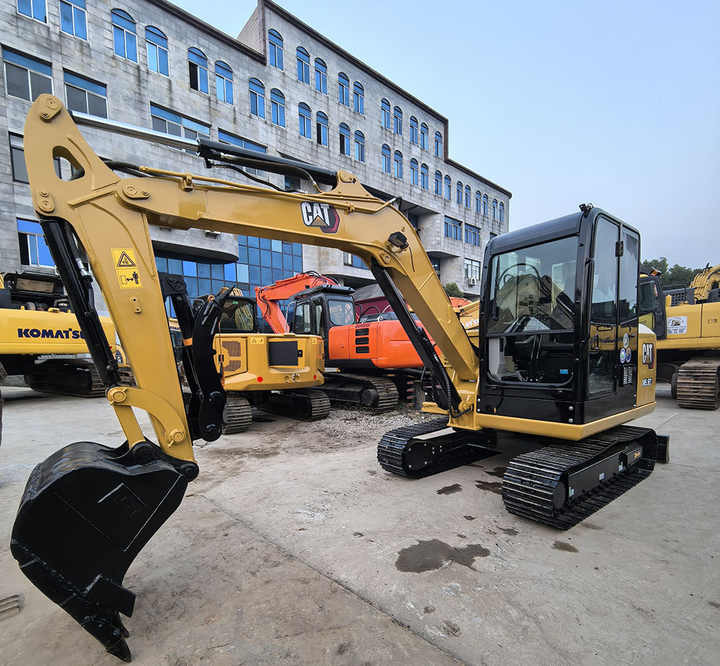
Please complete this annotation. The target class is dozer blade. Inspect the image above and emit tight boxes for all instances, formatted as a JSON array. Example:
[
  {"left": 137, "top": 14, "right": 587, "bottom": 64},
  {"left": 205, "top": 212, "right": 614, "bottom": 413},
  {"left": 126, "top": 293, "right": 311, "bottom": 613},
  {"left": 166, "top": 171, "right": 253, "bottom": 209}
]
[{"left": 10, "top": 439, "right": 198, "bottom": 662}]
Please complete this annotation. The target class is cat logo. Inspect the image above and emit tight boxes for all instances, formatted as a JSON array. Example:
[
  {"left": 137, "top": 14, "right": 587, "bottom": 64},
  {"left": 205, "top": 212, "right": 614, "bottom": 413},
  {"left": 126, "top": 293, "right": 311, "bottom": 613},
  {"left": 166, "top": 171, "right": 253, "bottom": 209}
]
[
  {"left": 642, "top": 342, "right": 654, "bottom": 368},
  {"left": 300, "top": 202, "right": 340, "bottom": 234}
]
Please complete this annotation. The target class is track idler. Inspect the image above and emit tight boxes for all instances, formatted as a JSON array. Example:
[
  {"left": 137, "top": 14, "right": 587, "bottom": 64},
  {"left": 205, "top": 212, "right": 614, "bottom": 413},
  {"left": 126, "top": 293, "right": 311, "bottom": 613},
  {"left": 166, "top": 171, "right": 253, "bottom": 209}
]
[{"left": 10, "top": 439, "right": 198, "bottom": 662}]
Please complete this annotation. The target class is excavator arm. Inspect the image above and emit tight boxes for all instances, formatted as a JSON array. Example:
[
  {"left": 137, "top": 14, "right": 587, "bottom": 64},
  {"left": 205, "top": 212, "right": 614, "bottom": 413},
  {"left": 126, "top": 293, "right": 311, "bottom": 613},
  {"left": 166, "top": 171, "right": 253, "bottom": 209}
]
[
  {"left": 11, "top": 96, "right": 480, "bottom": 661},
  {"left": 256, "top": 272, "right": 339, "bottom": 333}
]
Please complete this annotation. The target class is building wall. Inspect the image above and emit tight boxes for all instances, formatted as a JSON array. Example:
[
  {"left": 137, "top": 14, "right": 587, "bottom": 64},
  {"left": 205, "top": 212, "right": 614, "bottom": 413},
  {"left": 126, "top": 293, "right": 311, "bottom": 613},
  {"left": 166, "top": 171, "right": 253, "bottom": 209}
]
[{"left": 0, "top": 0, "right": 510, "bottom": 303}]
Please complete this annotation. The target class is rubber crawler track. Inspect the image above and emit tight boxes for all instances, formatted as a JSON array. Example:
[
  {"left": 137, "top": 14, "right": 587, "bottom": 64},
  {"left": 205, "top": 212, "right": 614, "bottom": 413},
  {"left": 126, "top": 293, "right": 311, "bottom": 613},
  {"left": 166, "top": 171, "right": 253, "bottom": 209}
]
[
  {"left": 222, "top": 393, "right": 253, "bottom": 434},
  {"left": 377, "top": 418, "right": 495, "bottom": 477},
  {"left": 502, "top": 425, "right": 658, "bottom": 529}
]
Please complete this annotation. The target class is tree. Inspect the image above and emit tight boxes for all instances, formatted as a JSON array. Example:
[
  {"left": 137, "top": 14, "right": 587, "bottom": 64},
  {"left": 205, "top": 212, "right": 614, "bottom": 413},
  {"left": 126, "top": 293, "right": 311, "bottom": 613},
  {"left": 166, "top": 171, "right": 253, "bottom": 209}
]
[
  {"left": 641, "top": 256, "right": 706, "bottom": 289},
  {"left": 443, "top": 282, "right": 463, "bottom": 297}
]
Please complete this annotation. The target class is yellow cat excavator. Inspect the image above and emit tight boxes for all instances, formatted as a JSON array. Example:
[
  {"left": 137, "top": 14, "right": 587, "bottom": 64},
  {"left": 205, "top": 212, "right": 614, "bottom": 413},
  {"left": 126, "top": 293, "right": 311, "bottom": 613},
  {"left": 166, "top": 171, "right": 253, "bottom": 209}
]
[
  {"left": 639, "top": 266, "right": 720, "bottom": 408},
  {"left": 12, "top": 96, "right": 669, "bottom": 661}
]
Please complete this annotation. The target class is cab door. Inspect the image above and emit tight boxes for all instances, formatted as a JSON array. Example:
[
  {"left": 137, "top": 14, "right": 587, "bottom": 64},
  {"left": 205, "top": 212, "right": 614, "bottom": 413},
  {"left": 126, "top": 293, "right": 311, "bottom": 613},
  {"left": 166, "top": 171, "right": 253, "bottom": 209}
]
[{"left": 587, "top": 217, "right": 639, "bottom": 418}]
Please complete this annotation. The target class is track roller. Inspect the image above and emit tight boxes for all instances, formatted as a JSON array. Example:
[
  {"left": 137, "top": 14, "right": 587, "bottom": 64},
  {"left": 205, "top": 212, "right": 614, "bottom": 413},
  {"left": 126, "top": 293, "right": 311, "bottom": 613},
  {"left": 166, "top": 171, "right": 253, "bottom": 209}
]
[
  {"left": 377, "top": 418, "right": 497, "bottom": 477},
  {"left": 222, "top": 393, "right": 253, "bottom": 434},
  {"left": 675, "top": 358, "right": 720, "bottom": 409},
  {"left": 502, "top": 425, "right": 666, "bottom": 529},
  {"left": 261, "top": 388, "right": 330, "bottom": 421}
]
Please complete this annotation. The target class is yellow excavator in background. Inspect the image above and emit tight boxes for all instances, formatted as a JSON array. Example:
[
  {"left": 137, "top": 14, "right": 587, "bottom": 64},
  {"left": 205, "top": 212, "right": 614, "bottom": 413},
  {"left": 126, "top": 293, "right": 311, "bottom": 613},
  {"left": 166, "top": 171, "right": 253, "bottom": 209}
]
[
  {"left": 164, "top": 279, "right": 329, "bottom": 432},
  {"left": 11, "top": 97, "right": 669, "bottom": 661},
  {"left": 639, "top": 265, "right": 720, "bottom": 408},
  {"left": 0, "top": 270, "right": 127, "bottom": 399}
]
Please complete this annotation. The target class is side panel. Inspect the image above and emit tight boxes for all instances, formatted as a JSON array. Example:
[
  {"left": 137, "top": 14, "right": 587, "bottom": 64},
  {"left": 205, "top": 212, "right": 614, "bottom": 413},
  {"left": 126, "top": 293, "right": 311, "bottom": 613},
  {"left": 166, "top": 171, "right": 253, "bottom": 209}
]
[
  {"left": 636, "top": 327, "right": 656, "bottom": 407},
  {"left": 0, "top": 309, "right": 117, "bottom": 355},
  {"left": 217, "top": 334, "right": 324, "bottom": 392}
]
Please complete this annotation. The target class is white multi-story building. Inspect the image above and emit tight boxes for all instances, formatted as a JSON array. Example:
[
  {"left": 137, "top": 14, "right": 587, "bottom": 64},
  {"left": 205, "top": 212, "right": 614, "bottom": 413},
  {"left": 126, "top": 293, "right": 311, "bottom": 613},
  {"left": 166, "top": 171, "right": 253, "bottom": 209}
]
[{"left": 1, "top": 0, "right": 511, "bottom": 301}]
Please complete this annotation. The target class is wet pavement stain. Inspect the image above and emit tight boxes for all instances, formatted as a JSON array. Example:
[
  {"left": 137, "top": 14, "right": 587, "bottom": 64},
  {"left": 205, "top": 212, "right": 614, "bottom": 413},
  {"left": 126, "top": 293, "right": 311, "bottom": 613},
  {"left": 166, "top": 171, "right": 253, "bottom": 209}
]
[
  {"left": 423, "top": 605, "right": 436, "bottom": 614},
  {"left": 485, "top": 466, "right": 507, "bottom": 478},
  {"left": 581, "top": 522, "right": 603, "bottom": 530},
  {"left": 395, "top": 539, "right": 490, "bottom": 573},
  {"left": 709, "top": 601, "right": 720, "bottom": 609},
  {"left": 475, "top": 480, "right": 503, "bottom": 495},
  {"left": 464, "top": 515, "right": 476, "bottom": 521},
  {"left": 499, "top": 527, "right": 518, "bottom": 536},
  {"left": 441, "top": 620, "right": 462, "bottom": 637},
  {"left": 353, "top": 532, "right": 364, "bottom": 537},
  {"left": 437, "top": 483, "right": 462, "bottom": 495},
  {"left": 553, "top": 540, "right": 579, "bottom": 553}
]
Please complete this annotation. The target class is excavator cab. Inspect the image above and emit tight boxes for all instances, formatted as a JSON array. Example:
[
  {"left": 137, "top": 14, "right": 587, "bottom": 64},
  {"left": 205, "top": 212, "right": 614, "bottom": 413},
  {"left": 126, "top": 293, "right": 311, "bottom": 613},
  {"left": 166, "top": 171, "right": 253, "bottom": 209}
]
[
  {"left": 292, "top": 284, "right": 355, "bottom": 350},
  {"left": 639, "top": 273, "right": 667, "bottom": 339},
  {"left": 478, "top": 207, "right": 653, "bottom": 425}
]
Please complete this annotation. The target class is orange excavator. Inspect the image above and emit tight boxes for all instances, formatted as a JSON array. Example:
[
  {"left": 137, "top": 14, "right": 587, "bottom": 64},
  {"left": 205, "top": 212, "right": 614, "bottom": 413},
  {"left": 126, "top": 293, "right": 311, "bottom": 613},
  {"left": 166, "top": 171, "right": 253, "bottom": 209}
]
[{"left": 256, "top": 272, "right": 429, "bottom": 410}]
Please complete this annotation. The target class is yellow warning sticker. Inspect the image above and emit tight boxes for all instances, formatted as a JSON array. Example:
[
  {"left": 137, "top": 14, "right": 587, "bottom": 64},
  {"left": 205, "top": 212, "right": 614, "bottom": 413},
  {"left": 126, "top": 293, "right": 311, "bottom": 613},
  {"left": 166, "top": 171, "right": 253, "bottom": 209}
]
[{"left": 111, "top": 248, "right": 142, "bottom": 289}]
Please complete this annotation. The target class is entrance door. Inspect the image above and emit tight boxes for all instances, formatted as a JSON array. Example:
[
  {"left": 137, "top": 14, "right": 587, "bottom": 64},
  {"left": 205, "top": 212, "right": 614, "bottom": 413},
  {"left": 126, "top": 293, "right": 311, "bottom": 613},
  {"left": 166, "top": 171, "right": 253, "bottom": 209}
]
[{"left": 587, "top": 217, "right": 640, "bottom": 417}]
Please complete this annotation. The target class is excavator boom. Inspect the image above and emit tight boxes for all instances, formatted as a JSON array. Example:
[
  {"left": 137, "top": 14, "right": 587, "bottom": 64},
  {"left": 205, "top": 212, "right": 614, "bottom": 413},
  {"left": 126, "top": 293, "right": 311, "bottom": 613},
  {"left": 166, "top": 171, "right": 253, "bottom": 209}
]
[{"left": 11, "top": 96, "right": 477, "bottom": 661}]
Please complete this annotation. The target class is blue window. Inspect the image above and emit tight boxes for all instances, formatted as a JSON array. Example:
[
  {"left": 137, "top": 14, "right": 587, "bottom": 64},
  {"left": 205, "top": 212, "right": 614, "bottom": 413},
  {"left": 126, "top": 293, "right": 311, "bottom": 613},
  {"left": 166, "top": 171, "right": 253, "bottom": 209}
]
[
  {"left": 444, "top": 216, "right": 462, "bottom": 241},
  {"left": 393, "top": 106, "right": 402, "bottom": 135},
  {"left": 249, "top": 78, "right": 265, "bottom": 118},
  {"left": 410, "top": 158, "right": 418, "bottom": 186},
  {"left": 409, "top": 116, "right": 418, "bottom": 144},
  {"left": 354, "top": 130, "right": 365, "bottom": 162},
  {"left": 499, "top": 202, "right": 505, "bottom": 223},
  {"left": 483, "top": 193, "right": 488, "bottom": 216},
  {"left": 17, "top": 0, "right": 45, "bottom": 22},
  {"left": 434, "top": 131, "right": 443, "bottom": 157},
  {"left": 444, "top": 175, "right": 451, "bottom": 200},
  {"left": 381, "top": 98, "right": 391, "bottom": 129},
  {"left": 420, "top": 163, "right": 429, "bottom": 190},
  {"left": 339, "top": 123, "right": 351, "bottom": 156},
  {"left": 146, "top": 26, "right": 168, "bottom": 75},
  {"left": 112, "top": 9, "right": 137, "bottom": 62},
  {"left": 268, "top": 29, "right": 283, "bottom": 69},
  {"left": 381, "top": 144, "right": 391, "bottom": 174},
  {"left": 298, "top": 102, "right": 312, "bottom": 139},
  {"left": 316, "top": 111, "right": 328, "bottom": 146},
  {"left": 215, "top": 61, "right": 233, "bottom": 104},
  {"left": 456, "top": 181, "right": 463, "bottom": 205},
  {"left": 151, "top": 104, "right": 209, "bottom": 140},
  {"left": 60, "top": 0, "right": 86, "bottom": 39},
  {"left": 270, "top": 88, "right": 285, "bottom": 126},
  {"left": 420, "top": 123, "right": 428, "bottom": 150},
  {"left": 465, "top": 185, "right": 471, "bottom": 209},
  {"left": 465, "top": 223, "right": 481, "bottom": 246},
  {"left": 314, "top": 58, "right": 327, "bottom": 94},
  {"left": 2, "top": 48, "right": 52, "bottom": 101},
  {"left": 296, "top": 46, "right": 309, "bottom": 83},
  {"left": 338, "top": 72, "right": 349, "bottom": 105},
  {"left": 17, "top": 219, "right": 53, "bottom": 266},
  {"left": 492, "top": 199, "right": 498, "bottom": 221},
  {"left": 65, "top": 71, "right": 107, "bottom": 117},
  {"left": 353, "top": 82, "right": 364, "bottom": 113},
  {"left": 188, "top": 48, "right": 210, "bottom": 94},
  {"left": 218, "top": 129, "right": 266, "bottom": 153},
  {"left": 475, "top": 191, "right": 482, "bottom": 214},
  {"left": 393, "top": 151, "right": 403, "bottom": 179},
  {"left": 434, "top": 170, "right": 442, "bottom": 195}
]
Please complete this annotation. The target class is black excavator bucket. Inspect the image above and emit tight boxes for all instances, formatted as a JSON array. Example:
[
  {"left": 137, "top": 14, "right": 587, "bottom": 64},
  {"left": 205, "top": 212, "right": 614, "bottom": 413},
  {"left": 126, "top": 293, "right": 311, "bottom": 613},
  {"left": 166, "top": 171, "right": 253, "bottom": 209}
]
[{"left": 10, "top": 439, "right": 198, "bottom": 662}]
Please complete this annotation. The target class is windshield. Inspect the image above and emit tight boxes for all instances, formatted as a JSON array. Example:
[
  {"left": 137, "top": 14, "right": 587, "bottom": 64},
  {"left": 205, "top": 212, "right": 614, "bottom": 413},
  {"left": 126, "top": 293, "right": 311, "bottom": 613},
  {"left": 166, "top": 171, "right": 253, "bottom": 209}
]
[
  {"left": 328, "top": 298, "right": 355, "bottom": 326},
  {"left": 488, "top": 236, "right": 577, "bottom": 335},
  {"left": 219, "top": 299, "right": 255, "bottom": 333}
]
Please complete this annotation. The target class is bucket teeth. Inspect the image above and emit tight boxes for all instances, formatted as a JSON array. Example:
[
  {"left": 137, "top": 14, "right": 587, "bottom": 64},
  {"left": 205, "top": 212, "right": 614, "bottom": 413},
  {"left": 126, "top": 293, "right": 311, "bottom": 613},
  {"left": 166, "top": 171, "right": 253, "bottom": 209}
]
[{"left": 11, "top": 439, "right": 197, "bottom": 662}]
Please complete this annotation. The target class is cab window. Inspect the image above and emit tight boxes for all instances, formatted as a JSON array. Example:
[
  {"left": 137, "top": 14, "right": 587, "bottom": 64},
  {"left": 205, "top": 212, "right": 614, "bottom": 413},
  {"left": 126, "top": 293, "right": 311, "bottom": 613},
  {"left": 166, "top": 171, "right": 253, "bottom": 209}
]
[
  {"left": 219, "top": 299, "right": 255, "bottom": 333},
  {"left": 294, "top": 302, "right": 312, "bottom": 333},
  {"left": 328, "top": 299, "right": 355, "bottom": 326}
]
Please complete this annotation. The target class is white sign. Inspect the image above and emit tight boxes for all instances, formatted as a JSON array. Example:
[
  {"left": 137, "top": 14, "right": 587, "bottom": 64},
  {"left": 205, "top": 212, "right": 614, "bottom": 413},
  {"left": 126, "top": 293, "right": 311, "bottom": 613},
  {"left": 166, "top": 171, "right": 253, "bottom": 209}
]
[{"left": 667, "top": 316, "right": 688, "bottom": 336}]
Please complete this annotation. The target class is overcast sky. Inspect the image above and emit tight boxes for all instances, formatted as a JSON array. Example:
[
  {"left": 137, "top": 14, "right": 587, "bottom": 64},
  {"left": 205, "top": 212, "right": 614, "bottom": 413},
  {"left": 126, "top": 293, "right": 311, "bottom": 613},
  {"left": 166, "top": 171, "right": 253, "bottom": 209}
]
[{"left": 176, "top": 0, "right": 719, "bottom": 267}]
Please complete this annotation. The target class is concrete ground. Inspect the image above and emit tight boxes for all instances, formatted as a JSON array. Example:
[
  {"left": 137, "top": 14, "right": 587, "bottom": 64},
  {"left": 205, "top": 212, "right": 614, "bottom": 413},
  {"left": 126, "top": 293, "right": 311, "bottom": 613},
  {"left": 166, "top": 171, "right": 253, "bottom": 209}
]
[{"left": 0, "top": 384, "right": 718, "bottom": 665}]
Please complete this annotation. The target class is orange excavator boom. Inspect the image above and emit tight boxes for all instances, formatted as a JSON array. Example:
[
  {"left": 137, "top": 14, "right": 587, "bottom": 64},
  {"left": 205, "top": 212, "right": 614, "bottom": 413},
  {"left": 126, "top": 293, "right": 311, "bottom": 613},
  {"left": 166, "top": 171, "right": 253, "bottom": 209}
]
[{"left": 256, "top": 271, "right": 339, "bottom": 333}]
